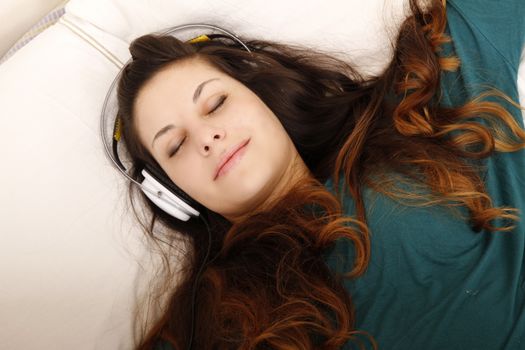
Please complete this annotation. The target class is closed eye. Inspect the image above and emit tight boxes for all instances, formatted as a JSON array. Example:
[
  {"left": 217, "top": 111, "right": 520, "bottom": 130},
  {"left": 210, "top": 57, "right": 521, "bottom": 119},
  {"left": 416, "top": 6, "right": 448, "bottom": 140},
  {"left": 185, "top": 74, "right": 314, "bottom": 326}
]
[
  {"left": 168, "top": 136, "right": 186, "bottom": 158},
  {"left": 208, "top": 94, "right": 227, "bottom": 116}
]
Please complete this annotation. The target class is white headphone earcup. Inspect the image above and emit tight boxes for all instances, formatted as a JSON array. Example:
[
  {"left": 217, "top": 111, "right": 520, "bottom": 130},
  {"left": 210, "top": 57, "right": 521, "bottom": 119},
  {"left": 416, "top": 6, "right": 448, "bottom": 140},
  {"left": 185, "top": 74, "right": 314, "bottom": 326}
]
[{"left": 140, "top": 170, "right": 200, "bottom": 221}]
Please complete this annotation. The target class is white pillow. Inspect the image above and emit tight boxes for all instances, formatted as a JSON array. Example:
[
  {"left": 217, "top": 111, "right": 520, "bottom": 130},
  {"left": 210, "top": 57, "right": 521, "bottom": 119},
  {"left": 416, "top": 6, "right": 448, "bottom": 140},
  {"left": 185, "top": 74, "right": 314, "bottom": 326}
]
[
  {"left": 0, "top": 1, "right": 523, "bottom": 350},
  {"left": 0, "top": 0, "right": 67, "bottom": 58},
  {"left": 64, "top": 0, "right": 412, "bottom": 77},
  {"left": 0, "top": 15, "right": 139, "bottom": 350}
]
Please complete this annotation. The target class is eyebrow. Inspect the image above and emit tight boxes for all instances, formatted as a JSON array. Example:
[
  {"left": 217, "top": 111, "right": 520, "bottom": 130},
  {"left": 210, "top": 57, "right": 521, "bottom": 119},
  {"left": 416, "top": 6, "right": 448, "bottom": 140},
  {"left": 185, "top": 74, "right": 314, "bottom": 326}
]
[{"left": 151, "top": 78, "right": 219, "bottom": 148}]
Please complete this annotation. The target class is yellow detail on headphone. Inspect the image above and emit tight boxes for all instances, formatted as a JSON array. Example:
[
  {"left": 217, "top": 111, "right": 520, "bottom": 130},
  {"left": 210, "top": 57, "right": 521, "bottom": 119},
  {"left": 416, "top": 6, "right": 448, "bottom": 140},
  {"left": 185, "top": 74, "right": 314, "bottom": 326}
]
[
  {"left": 188, "top": 34, "right": 211, "bottom": 43},
  {"left": 113, "top": 117, "right": 122, "bottom": 141}
]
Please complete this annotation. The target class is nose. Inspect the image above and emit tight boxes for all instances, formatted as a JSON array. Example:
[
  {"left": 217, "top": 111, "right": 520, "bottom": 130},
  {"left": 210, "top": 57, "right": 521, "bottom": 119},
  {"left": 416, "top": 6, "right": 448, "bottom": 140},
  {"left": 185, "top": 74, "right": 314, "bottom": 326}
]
[{"left": 197, "top": 124, "right": 226, "bottom": 155}]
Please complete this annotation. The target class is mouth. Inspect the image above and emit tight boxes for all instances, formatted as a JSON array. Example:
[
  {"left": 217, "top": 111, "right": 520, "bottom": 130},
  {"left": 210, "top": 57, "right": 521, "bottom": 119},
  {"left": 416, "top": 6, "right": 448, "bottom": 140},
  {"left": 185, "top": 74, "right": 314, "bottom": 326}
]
[{"left": 214, "top": 138, "right": 250, "bottom": 180}]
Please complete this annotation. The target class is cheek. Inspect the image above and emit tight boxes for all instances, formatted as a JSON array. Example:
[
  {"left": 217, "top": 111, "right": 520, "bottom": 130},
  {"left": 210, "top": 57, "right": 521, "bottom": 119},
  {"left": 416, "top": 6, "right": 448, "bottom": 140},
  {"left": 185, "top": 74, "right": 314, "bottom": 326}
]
[
  {"left": 238, "top": 121, "right": 293, "bottom": 190},
  {"left": 259, "top": 116, "right": 293, "bottom": 157},
  {"left": 246, "top": 108, "right": 294, "bottom": 175},
  {"left": 163, "top": 157, "right": 205, "bottom": 198}
]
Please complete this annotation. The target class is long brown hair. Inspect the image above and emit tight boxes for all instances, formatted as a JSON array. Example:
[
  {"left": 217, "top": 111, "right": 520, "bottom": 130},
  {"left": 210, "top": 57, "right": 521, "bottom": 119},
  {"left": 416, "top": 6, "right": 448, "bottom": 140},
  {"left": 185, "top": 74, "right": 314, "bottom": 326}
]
[{"left": 115, "top": 0, "right": 525, "bottom": 348}]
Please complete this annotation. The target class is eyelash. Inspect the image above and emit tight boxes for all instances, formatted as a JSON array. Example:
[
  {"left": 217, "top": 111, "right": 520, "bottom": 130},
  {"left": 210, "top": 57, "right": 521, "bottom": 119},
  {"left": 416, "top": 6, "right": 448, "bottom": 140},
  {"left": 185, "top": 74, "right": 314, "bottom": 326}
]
[{"left": 168, "top": 94, "right": 228, "bottom": 158}]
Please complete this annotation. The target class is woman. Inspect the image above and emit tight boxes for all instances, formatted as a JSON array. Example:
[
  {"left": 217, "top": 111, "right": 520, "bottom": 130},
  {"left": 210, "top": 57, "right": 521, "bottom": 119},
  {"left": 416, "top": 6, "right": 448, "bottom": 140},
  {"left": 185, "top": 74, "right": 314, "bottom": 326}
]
[{"left": 114, "top": 0, "right": 525, "bottom": 348}]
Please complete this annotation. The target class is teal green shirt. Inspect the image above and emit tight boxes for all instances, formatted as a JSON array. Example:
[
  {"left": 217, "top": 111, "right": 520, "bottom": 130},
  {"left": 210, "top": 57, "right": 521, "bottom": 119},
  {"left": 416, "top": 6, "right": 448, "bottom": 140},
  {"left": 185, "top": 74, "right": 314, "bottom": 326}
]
[{"left": 323, "top": 1, "right": 525, "bottom": 349}]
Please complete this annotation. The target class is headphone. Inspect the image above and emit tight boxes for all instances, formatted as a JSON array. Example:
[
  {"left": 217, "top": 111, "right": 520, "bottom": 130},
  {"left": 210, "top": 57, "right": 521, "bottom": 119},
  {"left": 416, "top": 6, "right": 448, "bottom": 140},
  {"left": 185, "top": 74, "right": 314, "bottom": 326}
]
[
  {"left": 99, "top": 23, "right": 253, "bottom": 350},
  {"left": 100, "top": 23, "right": 253, "bottom": 222}
]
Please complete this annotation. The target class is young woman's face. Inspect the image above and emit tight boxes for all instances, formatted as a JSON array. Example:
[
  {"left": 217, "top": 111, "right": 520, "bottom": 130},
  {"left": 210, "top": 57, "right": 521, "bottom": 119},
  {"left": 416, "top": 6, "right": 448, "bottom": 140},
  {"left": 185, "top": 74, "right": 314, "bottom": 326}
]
[{"left": 134, "top": 58, "right": 309, "bottom": 222}]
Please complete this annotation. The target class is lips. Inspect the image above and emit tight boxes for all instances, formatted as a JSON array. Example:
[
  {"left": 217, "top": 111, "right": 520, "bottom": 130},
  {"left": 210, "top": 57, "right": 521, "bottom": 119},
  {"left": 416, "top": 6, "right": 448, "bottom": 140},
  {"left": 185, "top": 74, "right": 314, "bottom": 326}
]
[{"left": 214, "top": 138, "right": 250, "bottom": 180}]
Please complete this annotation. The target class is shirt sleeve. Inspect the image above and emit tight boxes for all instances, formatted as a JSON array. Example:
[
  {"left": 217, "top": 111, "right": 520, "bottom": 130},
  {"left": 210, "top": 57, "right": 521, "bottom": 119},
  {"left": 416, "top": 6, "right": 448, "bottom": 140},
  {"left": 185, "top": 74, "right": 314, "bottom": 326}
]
[{"left": 448, "top": 0, "right": 525, "bottom": 74}]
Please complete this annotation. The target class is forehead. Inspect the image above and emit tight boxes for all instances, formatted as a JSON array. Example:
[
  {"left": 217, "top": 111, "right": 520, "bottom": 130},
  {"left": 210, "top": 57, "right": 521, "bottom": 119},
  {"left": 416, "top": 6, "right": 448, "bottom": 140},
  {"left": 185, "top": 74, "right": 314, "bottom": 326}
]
[{"left": 137, "top": 58, "right": 223, "bottom": 103}]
